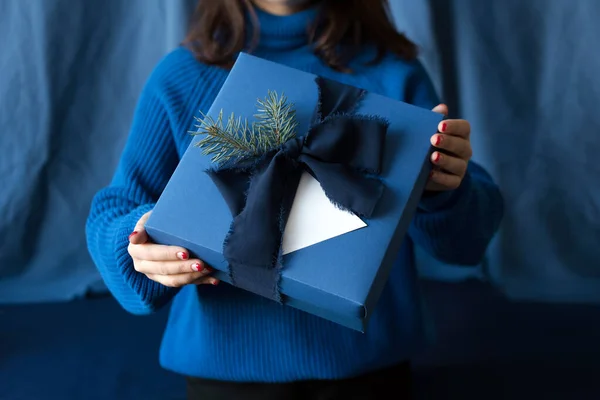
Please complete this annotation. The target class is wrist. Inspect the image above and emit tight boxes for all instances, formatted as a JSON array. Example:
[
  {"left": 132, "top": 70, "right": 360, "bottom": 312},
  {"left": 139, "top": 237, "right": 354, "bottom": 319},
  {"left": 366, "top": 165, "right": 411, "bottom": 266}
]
[{"left": 419, "top": 172, "right": 471, "bottom": 213}]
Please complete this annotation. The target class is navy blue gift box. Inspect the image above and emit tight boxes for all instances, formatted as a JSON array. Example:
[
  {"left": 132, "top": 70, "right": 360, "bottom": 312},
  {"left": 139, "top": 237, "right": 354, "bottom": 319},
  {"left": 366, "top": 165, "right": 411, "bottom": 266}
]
[{"left": 145, "top": 53, "right": 442, "bottom": 331}]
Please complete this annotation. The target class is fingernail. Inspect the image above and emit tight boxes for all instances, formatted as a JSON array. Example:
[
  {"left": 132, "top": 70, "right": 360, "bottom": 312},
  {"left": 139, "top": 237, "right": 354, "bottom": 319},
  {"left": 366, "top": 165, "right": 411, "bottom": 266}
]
[
  {"left": 429, "top": 170, "right": 435, "bottom": 178},
  {"left": 191, "top": 262, "right": 202, "bottom": 272},
  {"left": 441, "top": 123, "right": 447, "bottom": 132},
  {"left": 211, "top": 279, "right": 219, "bottom": 286},
  {"left": 177, "top": 252, "right": 188, "bottom": 260},
  {"left": 128, "top": 231, "right": 138, "bottom": 240},
  {"left": 435, "top": 135, "right": 442, "bottom": 146},
  {"left": 433, "top": 152, "right": 441, "bottom": 163}
]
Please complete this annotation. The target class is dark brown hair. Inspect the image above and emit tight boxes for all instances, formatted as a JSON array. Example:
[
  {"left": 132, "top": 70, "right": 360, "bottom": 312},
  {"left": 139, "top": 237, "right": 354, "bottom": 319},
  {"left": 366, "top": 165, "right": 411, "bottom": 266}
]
[{"left": 184, "top": 0, "right": 418, "bottom": 72}]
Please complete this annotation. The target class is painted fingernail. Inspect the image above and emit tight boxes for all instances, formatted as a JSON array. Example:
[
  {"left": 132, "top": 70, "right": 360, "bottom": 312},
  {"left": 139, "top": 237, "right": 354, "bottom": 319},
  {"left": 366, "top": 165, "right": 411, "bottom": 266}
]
[
  {"left": 441, "top": 122, "right": 447, "bottom": 132},
  {"left": 429, "top": 170, "right": 435, "bottom": 178},
  {"left": 128, "top": 231, "right": 138, "bottom": 240},
  {"left": 211, "top": 279, "right": 219, "bottom": 286},
  {"left": 433, "top": 152, "right": 441, "bottom": 163},
  {"left": 191, "top": 262, "right": 202, "bottom": 272},
  {"left": 435, "top": 135, "right": 442, "bottom": 146},
  {"left": 177, "top": 251, "right": 188, "bottom": 260}
]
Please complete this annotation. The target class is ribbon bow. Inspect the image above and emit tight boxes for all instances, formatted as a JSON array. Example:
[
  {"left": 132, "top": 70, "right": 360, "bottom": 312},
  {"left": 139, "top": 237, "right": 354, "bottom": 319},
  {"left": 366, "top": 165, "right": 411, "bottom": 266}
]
[{"left": 207, "top": 77, "right": 389, "bottom": 302}]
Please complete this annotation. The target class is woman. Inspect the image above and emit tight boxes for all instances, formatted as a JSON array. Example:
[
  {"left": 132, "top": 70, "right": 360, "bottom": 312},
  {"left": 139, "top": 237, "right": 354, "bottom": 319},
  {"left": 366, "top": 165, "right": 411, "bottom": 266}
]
[{"left": 86, "top": 0, "right": 503, "bottom": 398}]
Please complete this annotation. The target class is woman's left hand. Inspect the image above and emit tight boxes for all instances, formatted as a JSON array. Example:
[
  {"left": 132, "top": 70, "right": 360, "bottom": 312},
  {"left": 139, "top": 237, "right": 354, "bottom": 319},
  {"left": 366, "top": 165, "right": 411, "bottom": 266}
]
[{"left": 426, "top": 104, "right": 472, "bottom": 191}]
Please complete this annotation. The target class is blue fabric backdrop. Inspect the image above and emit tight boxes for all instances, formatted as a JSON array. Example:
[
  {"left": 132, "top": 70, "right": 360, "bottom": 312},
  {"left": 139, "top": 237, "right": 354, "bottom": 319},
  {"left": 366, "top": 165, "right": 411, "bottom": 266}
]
[
  {"left": 0, "top": 0, "right": 197, "bottom": 301},
  {"left": 2, "top": 0, "right": 598, "bottom": 304},
  {"left": 393, "top": 0, "right": 600, "bottom": 301}
]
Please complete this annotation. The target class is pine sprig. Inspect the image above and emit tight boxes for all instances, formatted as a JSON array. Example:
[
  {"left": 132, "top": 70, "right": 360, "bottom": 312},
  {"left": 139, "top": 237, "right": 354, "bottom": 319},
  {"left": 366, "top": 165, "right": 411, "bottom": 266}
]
[
  {"left": 191, "top": 110, "right": 261, "bottom": 165},
  {"left": 254, "top": 90, "right": 299, "bottom": 148},
  {"left": 191, "top": 91, "right": 298, "bottom": 166}
]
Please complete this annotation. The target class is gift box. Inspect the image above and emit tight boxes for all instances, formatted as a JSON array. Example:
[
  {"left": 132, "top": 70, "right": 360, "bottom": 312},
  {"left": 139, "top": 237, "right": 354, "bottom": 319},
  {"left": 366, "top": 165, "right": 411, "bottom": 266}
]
[{"left": 145, "top": 53, "right": 443, "bottom": 332}]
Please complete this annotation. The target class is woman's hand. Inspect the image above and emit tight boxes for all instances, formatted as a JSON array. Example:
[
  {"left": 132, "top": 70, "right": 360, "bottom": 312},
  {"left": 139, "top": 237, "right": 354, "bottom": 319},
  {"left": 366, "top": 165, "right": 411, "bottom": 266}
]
[
  {"left": 426, "top": 104, "right": 472, "bottom": 192},
  {"left": 128, "top": 211, "right": 219, "bottom": 287}
]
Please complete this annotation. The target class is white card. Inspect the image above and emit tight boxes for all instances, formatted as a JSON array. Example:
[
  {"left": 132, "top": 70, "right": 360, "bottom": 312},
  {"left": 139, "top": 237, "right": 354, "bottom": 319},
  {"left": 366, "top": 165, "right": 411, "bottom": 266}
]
[{"left": 281, "top": 172, "right": 367, "bottom": 255}]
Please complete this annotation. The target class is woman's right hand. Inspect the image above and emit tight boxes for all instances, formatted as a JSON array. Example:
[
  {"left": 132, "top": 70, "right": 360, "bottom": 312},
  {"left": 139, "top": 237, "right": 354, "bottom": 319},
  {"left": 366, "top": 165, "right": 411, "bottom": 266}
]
[{"left": 127, "top": 211, "right": 219, "bottom": 287}]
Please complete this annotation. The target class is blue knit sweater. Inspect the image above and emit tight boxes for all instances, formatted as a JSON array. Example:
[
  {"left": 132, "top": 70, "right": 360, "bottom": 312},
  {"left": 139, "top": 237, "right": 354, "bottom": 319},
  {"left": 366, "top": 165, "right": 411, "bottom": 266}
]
[{"left": 86, "top": 7, "right": 503, "bottom": 383}]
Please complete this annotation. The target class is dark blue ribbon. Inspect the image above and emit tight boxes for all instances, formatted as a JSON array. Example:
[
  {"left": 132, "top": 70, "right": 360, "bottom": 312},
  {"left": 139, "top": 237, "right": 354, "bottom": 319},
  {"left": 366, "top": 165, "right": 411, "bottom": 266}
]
[{"left": 207, "top": 77, "right": 389, "bottom": 302}]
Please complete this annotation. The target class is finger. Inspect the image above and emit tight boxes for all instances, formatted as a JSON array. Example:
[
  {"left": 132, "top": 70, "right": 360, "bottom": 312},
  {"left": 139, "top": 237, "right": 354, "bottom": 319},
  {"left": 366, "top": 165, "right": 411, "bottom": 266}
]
[
  {"left": 129, "top": 211, "right": 152, "bottom": 245},
  {"left": 146, "top": 271, "right": 214, "bottom": 288},
  {"left": 128, "top": 242, "right": 191, "bottom": 262},
  {"left": 432, "top": 103, "right": 448, "bottom": 116},
  {"left": 128, "top": 228, "right": 149, "bottom": 245},
  {"left": 429, "top": 169, "right": 462, "bottom": 190},
  {"left": 431, "top": 134, "right": 473, "bottom": 160},
  {"left": 438, "top": 119, "right": 470, "bottom": 138},
  {"left": 134, "top": 259, "right": 210, "bottom": 275},
  {"left": 191, "top": 276, "right": 220, "bottom": 286},
  {"left": 431, "top": 151, "right": 468, "bottom": 177}
]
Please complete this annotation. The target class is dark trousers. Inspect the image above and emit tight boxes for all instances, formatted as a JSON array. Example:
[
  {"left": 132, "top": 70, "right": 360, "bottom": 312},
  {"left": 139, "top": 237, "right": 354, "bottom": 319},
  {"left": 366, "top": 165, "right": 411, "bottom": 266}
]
[{"left": 186, "top": 362, "right": 412, "bottom": 400}]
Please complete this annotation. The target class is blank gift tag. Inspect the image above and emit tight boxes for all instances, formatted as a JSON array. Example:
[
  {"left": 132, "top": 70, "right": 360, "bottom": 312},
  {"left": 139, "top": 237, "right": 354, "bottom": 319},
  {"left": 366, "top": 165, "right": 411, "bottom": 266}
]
[{"left": 281, "top": 172, "right": 367, "bottom": 255}]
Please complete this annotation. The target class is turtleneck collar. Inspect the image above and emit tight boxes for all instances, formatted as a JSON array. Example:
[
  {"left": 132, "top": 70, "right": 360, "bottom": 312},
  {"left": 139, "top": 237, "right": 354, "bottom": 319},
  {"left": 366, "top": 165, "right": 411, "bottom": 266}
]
[{"left": 249, "top": 5, "right": 318, "bottom": 51}]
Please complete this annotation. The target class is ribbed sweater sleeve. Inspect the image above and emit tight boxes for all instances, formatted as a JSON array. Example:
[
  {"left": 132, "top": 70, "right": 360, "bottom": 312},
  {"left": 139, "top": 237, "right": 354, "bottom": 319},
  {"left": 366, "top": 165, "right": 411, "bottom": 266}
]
[
  {"left": 86, "top": 52, "right": 190, "bottom": 314},
  {"left": 409, "top": 161, "right": 504, "bottom": 266}
]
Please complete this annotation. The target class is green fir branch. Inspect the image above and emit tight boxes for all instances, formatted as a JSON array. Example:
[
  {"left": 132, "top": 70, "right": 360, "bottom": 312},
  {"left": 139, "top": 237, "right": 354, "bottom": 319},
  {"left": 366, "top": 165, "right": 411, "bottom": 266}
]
[
  {"left": 254, "top": 90, "right": 299, "bottom": 148},
  {"left": 191, "top": 110, "right": 259, "bottom": 165},
  {"left": 190, "top": 91, "right": 298, "bottom": 166}
]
